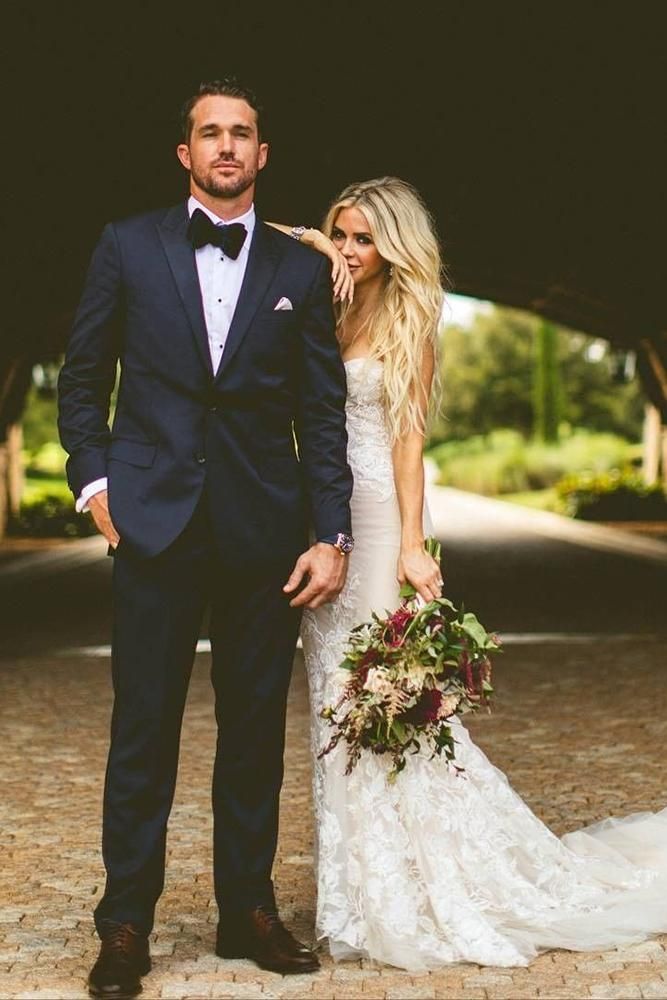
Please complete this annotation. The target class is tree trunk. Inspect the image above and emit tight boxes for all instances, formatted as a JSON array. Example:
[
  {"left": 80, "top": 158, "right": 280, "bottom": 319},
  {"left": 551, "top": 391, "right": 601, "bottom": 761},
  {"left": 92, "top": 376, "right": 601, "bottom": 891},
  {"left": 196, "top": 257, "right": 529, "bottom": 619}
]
[
  {"left": 0, "top": 423, "right": 24, "bottom": 542},
  {"left": 533, "top": 320, "right": 561, "bottom": 442},
  {"left": 642, "top": 403, "right": 663, "bottom": 486}
]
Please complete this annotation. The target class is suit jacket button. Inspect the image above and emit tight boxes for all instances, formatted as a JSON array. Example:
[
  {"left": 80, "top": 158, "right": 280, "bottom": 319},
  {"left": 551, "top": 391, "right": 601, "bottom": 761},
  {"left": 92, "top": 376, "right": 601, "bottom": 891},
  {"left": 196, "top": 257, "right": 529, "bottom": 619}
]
[{"left": 196, "top": 455, "right": 206, "bottom": 464}]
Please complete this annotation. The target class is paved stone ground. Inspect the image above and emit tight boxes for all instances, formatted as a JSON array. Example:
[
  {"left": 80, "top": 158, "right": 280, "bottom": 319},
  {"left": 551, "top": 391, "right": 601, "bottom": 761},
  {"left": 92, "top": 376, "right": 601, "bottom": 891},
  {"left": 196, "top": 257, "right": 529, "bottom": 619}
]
[
  {"left": 1, "top": 487, "right": 666, "bottom": 999},
  {"left": 1, "top": 637, "right": 666, "bottom": 999}
]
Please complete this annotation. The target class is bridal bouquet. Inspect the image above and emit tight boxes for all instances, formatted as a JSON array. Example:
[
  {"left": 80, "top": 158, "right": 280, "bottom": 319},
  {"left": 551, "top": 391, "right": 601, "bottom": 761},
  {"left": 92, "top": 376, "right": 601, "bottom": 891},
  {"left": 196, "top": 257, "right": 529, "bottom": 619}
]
[{"left": 319, "top": 538, "right": 500, "bottom": 781}]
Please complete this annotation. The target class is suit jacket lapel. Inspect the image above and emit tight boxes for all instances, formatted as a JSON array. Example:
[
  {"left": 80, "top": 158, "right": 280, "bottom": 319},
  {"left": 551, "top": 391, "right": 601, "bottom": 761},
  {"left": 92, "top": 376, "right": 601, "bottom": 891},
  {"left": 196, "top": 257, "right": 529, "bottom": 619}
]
[
  {"left": 157, "top": 204, "right": 213, "bottom": 376},
  {"left": 215, "top": 221, "right": 281, "bottom": 382}
]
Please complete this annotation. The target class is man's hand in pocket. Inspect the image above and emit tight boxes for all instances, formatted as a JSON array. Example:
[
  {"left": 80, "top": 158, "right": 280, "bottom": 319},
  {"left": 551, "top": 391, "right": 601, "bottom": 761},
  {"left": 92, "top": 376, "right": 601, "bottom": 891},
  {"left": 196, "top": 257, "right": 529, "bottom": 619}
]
[{"left": 88, "top": 491, "right": 120, "bottom": 549}]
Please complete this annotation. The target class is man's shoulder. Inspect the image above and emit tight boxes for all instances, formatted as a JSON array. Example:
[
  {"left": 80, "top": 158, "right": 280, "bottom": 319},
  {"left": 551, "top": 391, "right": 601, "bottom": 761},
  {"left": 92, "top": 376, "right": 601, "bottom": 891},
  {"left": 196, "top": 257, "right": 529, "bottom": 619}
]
[
  {"left": 108, "top": 203, "right": 186, "bottom": 237},
  {"left": 259, "top": 222, "right": 327, "bottom": 274}
]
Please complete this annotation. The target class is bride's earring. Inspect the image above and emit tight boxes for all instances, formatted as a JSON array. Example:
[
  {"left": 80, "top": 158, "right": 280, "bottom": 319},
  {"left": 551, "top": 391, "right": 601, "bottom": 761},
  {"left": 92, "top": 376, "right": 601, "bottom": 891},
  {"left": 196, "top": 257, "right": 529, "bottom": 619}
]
[{"left": 387, "top": 264, "right": 394, "bottom": 277}]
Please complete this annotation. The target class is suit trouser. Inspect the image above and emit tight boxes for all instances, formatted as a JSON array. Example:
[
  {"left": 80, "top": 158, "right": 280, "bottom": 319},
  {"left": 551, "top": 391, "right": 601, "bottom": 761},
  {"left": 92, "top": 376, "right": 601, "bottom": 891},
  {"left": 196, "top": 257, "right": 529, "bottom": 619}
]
[{"left": 93, "top": 497, "right": 302, "bottom": 935}]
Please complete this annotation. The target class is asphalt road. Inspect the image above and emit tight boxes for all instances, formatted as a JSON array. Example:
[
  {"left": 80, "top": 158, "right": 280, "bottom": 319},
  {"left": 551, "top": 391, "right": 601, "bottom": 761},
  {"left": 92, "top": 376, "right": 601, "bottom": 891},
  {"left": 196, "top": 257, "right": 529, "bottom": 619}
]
[{"left": 0, "top": 487, "right": 665, "bottom": 661}]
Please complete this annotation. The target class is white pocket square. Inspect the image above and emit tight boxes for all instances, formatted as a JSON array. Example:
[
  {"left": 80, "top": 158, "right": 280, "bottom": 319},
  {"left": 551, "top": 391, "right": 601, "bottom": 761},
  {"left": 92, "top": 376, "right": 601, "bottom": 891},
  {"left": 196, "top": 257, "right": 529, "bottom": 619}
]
[{"left": 274, "top": 296, "right": 293, "bottom": 311}]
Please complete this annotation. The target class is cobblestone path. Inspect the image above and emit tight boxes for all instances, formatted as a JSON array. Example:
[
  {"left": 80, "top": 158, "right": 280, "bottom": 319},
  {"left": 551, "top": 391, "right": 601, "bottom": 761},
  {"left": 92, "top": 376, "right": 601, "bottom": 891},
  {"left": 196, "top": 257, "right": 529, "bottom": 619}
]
[{"left": 1, "top": 636, "right": 666, "bottom": 999}]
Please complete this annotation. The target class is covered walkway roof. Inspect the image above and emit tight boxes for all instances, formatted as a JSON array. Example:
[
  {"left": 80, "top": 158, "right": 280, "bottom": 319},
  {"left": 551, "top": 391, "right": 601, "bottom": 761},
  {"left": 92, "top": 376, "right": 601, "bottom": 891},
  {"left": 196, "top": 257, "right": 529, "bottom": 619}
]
[{"left": 3, "top": 2, "right": 666, "bottom": 428}]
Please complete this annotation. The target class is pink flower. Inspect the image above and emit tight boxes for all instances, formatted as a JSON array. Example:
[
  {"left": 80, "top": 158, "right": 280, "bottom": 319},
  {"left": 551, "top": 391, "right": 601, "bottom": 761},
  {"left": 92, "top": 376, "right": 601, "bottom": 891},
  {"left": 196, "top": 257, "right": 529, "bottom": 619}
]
[
  {"left": 438, "top": 694, "right": 460, "bottom": 718},
  {"left": 460, "top": 651, "right": 474, "bottom": 693}
]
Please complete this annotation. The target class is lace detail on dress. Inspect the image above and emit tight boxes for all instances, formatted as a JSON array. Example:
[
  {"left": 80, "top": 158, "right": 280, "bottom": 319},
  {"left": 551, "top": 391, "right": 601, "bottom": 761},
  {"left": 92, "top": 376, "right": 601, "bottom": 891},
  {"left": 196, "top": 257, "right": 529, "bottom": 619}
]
[
  {"left": 344, "top": 359, "right": 395, "bottom": 503},
  {"left": 302, "top": 570, "right": 361, "bottom": 760}
]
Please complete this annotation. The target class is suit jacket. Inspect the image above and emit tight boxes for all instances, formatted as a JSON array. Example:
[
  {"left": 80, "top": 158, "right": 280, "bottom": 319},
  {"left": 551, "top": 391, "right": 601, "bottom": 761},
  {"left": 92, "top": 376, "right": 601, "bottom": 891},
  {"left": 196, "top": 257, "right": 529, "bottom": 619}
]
[{"left": 58, "top": 202, "right": 353, "bottom": 563}]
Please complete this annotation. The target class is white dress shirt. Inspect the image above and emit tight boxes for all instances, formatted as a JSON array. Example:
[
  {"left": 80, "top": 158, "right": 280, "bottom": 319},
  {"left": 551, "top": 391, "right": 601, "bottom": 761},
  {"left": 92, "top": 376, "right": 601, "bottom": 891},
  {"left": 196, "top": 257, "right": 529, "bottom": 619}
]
[
  {"left": 190, "top": 195, "right": 255, "bottom": 373},
  {"left": 77, "top": 197, "right": 255, "bottom": 512}
]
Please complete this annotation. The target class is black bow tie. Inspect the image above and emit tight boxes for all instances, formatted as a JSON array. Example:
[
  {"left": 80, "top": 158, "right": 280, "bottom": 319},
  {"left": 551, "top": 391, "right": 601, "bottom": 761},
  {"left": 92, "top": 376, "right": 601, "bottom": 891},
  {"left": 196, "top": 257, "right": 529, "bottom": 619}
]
[{"left": 187, "top": 208, "right": 247, "bottom": 259}]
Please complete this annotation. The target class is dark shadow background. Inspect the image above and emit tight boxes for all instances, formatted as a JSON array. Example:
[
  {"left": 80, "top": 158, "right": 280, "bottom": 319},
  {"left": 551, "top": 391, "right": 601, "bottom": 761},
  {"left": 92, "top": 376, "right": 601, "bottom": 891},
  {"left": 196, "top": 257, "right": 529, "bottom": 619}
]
[{"left": 4, "top": 0, "right": 666, "bottom": 367}]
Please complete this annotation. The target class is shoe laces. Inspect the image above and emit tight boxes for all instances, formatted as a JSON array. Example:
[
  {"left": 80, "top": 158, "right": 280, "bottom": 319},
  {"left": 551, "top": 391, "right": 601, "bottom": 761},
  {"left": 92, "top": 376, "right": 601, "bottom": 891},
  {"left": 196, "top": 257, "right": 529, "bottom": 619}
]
[
  {"left": 254, "top": 907, "right": 306, "bottom": 950},
  {"left": 102, "top": 923, "right": 137, "bottom": 958},
  {"left": 255, "top": 905, "right": 282, "bottom": 930}
]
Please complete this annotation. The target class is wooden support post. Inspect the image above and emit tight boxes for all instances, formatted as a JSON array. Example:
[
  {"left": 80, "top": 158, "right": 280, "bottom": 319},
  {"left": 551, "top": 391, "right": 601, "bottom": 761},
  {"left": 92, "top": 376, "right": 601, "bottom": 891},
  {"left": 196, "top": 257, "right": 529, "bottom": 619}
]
[{"left": 642, "top": 403, "right": 662, "bottom": 485}]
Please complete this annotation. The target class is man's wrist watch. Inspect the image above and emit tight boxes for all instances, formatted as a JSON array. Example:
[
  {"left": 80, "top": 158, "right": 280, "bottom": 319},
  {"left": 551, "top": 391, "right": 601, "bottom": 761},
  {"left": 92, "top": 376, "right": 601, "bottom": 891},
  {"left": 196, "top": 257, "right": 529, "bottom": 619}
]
[
  {"left": 320, "top": 532, "right": 354, "bottom": 555},
  {"left": 290, "top": 225, "right": 308, "bottom": 241}
]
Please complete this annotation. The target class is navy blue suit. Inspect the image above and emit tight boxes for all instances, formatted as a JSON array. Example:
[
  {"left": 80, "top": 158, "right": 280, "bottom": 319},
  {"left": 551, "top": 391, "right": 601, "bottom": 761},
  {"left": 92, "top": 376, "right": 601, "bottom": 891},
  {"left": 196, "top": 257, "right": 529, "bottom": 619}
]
[{"left": 58, "top": 203, "right": 352, "bottom": 933}]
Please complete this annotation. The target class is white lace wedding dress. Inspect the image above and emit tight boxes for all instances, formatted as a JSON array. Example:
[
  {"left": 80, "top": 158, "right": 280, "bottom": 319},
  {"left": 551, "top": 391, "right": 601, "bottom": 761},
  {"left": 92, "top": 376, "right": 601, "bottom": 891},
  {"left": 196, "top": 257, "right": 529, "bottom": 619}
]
[{"left": 301, "top": 357, "right": 667, "bottom": 970}]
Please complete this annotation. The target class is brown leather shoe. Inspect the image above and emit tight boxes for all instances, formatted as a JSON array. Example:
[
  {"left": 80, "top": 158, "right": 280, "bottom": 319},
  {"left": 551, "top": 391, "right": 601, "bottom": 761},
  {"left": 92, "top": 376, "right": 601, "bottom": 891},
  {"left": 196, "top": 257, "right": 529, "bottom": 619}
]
[
  {"left": 216, "top": 906, "right": 320, "bottom": 974},
  {"left": 88, "top": 922, "right": 151, "bottom": 998}
]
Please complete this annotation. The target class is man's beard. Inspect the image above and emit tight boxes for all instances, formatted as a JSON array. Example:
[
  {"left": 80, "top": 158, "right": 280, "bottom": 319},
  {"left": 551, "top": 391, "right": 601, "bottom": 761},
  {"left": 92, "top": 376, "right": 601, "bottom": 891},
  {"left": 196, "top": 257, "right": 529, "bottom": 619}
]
[{"left": 193, "top": 161, "right": 258, "bottom": 201}]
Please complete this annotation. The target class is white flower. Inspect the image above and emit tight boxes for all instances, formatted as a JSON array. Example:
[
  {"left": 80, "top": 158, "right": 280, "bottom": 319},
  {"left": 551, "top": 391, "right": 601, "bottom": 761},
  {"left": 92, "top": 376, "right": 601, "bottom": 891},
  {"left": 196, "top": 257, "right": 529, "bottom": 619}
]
[{"left": 363, "top": 667, "right": 394, "bottom": 698}]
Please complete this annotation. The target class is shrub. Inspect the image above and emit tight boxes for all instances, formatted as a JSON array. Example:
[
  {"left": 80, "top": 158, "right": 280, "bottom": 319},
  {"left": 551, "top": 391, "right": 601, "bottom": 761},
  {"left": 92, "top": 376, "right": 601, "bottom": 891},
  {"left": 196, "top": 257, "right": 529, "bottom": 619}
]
[
  {"left": 428, "top": 428, "right": 638, "bottom": 496},
  {"left": 8, "top": 493, "right": 96, "bottom": 538},
  {"left": 23, "top": 441, "right": 68, "bottom": 477},
  {"left": 555, "top": 470, "right": 667, "bottom": 521}
]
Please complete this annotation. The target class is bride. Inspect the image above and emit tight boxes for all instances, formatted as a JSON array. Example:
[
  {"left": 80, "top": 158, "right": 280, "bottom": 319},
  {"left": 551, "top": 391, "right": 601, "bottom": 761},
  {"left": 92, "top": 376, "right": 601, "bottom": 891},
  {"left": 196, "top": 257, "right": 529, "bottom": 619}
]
[{"left": 298, "top": 176, "right": 667, "bottom": 970}]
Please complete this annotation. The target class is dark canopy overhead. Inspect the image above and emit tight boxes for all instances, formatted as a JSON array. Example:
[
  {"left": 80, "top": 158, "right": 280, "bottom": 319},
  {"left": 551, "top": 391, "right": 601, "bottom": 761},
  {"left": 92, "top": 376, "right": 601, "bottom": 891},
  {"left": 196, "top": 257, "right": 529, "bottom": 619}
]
[{"left": 3, "top": 1, "right": 666, "bottom": 428}]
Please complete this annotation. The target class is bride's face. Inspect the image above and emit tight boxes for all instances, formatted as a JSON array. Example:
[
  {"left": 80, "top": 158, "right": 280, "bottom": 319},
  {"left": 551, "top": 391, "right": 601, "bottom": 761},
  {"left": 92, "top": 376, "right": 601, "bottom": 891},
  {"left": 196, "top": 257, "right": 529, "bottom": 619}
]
[{"left": 331, "top": 207, "right": 387, "bottom": 288}]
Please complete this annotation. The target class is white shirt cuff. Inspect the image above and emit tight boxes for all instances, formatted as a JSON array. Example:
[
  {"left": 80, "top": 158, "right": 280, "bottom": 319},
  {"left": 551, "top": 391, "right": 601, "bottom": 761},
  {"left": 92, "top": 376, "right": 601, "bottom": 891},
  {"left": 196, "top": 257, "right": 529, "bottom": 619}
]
[{"left": 76, "top": 478, "right": 108, "bottom": 513}]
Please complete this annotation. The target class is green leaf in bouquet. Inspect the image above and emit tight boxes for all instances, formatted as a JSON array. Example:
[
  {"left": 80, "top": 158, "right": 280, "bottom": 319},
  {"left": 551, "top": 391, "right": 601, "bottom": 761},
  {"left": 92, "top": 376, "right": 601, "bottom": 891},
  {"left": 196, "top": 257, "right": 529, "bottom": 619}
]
[
  {"left": 391, "top": 720, "right": 407, "bottom": 743},
  {"left": 459, "top": 612, "right": 491, "bottom": 648},
  {"left": 399, "top": 581, "right": 417, "bottom": 599},
  {"left": 425, "top": 536, "right": 442, "bottom": 561},
  {"left": 445, "top": 642, "right": 466, "bottom": 655}
]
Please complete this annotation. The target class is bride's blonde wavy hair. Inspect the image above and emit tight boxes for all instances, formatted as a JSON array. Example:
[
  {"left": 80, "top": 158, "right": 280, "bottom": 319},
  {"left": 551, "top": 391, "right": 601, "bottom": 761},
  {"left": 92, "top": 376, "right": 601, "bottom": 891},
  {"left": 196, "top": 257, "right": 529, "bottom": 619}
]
[{"left": 323, "top": 177, "right": 445, "bottom": 441}]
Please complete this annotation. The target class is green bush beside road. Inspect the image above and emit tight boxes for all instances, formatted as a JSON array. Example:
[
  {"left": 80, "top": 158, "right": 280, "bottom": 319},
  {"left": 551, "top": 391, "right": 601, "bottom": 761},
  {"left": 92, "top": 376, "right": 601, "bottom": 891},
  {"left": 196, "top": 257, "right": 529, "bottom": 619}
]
[
  {"left": 8, "top": 493, "right": 96, "bottom": 539},
  {"left": 428, "top": 428, "right": 639, "bottom": 497},
  {"left": 556, "top": 470, "right": 667, "bottom": 521}
]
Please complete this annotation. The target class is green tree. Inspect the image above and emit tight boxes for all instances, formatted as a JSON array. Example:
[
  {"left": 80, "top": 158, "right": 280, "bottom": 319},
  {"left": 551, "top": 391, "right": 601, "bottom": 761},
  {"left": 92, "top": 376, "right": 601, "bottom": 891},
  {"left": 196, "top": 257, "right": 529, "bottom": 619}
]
[
  {"left": 431, "top": 304, "right": 645, "bottom": 445},
  {"left": 434, "top": 307, "right": 536, "bottom": 441}
]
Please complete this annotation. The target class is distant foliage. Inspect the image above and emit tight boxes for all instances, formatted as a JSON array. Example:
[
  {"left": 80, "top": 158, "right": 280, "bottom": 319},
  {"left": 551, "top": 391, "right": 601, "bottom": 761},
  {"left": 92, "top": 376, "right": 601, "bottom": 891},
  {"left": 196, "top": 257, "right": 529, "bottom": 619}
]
[
  {"left": 8, "top": 494, "right": 96, "bottom": 538},
  {"left": 556, "top": 471, "right": 667, "bottom": 521},
  {"left": 22, "top": 386, "right": 64, "bottom": 457},
  {"left": 432, "top": 306, "right": 645, "bottom": 444},
  {"left": 428, "top": 428, "right": 639, "bottom": 496}
]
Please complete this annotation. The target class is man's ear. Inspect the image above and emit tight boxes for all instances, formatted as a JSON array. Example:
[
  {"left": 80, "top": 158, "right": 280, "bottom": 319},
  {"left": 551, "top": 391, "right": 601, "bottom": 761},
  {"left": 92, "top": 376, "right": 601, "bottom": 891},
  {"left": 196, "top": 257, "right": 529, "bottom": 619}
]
[
  {"left": 258, "top": 142, "right": 269, "bottom": 172},
  {"left": 176, "top": 144, "right": 191, "bottom": 170}
]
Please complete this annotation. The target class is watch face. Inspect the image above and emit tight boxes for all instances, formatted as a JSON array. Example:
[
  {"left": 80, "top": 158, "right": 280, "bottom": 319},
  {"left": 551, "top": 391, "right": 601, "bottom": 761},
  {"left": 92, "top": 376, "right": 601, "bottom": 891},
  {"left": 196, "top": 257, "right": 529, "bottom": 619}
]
[{"left": 336, "top": 533, "right": 354, "bottom": 554}]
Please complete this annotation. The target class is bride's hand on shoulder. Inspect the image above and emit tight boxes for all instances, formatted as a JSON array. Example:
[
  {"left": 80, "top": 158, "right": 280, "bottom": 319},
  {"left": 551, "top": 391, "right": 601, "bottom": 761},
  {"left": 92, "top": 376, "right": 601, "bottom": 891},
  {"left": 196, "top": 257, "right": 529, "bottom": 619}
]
[
  {"left": 397, "top": 545, "right": 444, "bottom": 603},
  {"left": 301, "top": 229, "right": 354, "bottom": 304},
  {"left": 266, "top": 222, "right": 353, "bottom": 303}
]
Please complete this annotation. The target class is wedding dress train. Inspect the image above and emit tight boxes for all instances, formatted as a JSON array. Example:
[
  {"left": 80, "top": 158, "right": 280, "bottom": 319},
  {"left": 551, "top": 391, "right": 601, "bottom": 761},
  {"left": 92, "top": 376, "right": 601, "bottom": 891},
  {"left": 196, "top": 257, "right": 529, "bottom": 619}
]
[{"left": 301, "top": 357, "right": 667, "bottom": 970}]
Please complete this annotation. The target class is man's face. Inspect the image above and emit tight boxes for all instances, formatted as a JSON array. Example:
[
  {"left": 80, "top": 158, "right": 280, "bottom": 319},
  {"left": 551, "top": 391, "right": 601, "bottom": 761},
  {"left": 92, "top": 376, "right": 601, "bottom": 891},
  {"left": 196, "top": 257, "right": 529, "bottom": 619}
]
[{"left": 177, "top": 95, "right": 268, "bottom": 201}]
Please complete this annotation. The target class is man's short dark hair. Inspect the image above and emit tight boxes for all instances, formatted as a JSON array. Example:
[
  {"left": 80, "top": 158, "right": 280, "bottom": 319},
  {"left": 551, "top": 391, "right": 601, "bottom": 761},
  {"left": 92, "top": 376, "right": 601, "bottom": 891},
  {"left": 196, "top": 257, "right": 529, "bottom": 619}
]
[{"left": 180, "top": 78, "right": 265, "bottom": 142}]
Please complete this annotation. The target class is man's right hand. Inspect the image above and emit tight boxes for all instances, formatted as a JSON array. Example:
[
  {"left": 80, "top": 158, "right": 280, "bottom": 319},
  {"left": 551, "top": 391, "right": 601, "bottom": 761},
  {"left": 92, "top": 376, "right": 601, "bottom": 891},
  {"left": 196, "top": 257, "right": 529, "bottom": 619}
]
[{"left": 88, "top": 490, "right": 120, "bottom": 548}]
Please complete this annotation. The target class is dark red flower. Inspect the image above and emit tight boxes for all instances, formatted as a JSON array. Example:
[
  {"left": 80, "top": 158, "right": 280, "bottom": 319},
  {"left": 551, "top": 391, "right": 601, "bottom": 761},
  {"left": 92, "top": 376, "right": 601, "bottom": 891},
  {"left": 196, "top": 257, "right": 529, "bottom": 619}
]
[
  {"left": 384, "top": 606, "right": 415, "bottom": 647},
  {"left": 401, "top": 688, "right": 442, "bottom": 725},
  {"left": 390, "top": 607, "right": 414, "bottom": 632},
  {"left": 419, "top": 688, "right": 443, "bottom": 722}
]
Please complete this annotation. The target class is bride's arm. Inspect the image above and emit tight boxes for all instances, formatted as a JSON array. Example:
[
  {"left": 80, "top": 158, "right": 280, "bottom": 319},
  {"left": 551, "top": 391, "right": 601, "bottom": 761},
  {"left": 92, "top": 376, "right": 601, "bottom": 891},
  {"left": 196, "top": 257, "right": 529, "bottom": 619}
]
[
  {"left": 267, "top": 223, "right": 353, "bottom": 302},
  {"left": 392, "top": 346, "right": 443, "bottom": 603}
]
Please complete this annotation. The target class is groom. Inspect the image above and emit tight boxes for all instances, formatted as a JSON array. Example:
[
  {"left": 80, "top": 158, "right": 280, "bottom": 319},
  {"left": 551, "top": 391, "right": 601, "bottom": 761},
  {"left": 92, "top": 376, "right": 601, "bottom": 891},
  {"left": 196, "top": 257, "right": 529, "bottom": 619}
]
[{"left": 58, "top": 79, "right": 353, "bottom": 996}]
